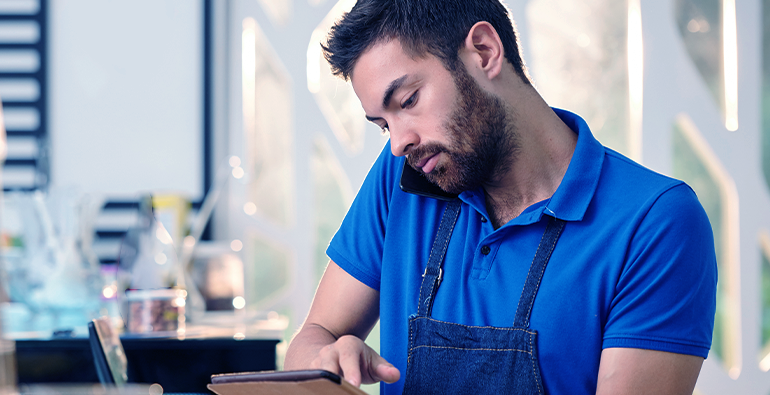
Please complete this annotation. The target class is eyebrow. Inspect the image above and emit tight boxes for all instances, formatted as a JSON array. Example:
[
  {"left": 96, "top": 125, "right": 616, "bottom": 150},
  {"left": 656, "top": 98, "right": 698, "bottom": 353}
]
[
  {"left": 382, "top": 74, "right": 408, "bottom": 109},
  {"left": 364, "top": 74, "right": 409, "bottom": 123}
]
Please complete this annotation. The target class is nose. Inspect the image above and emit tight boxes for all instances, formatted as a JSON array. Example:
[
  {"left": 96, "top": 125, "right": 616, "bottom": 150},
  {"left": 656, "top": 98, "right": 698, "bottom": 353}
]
[{"left": 389, "top": 121, "right": 419, "bottom": 157}]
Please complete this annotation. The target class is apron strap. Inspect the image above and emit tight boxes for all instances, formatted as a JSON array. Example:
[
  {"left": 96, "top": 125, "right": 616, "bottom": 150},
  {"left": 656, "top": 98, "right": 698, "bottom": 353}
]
[
  {"left": 513, "top": 216, "right": 566, "bottom": 328},
  {"left": 416, "top": 199, "right": 462, "bottom": 317}
]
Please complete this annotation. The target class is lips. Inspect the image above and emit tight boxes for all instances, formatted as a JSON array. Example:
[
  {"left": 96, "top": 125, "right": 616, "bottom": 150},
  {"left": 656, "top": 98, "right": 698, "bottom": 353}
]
[{"left": 415, "top": 152, "right": 440, "bottom": 174}]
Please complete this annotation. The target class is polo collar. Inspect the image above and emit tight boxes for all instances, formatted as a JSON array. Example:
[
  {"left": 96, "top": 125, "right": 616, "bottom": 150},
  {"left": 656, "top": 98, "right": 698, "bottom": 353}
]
[
  {"left": 458, "top": 108, "right": 604, "bottom": 224},
  {"left": 543, "top": 108, "right": 604, "bottom": 222}
]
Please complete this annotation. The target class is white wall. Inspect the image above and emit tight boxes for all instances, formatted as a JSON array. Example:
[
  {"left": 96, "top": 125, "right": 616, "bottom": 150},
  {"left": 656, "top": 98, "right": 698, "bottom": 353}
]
[{"left": 48, "top": 0, "right": 204, "bottom": 201}]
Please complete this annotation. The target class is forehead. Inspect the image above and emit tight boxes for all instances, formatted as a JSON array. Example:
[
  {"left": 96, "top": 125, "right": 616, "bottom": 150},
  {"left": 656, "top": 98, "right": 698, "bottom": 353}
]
[{"left": 350, "top": 39, "right": 446, "bottom": 108}]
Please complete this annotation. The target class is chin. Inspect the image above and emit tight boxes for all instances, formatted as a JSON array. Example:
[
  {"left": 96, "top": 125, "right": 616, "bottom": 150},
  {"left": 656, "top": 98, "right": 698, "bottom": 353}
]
[{"left": 431, "top": 175, "right": 467, "bottom": 195}]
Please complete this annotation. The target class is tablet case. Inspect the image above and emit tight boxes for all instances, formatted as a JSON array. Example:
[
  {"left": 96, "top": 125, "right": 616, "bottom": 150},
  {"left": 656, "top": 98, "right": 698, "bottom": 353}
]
[{"left": 207, "top": 370, "right": 368, "bottom": 395}]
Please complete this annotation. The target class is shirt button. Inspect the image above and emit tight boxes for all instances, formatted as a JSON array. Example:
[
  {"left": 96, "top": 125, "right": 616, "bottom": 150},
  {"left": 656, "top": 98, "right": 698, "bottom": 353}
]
[
  {"left": 480, "top": 216, "right": 488, "bottom": 223},
  {"left": 480, "top": 245, "right": 491, "bottom": 255}
]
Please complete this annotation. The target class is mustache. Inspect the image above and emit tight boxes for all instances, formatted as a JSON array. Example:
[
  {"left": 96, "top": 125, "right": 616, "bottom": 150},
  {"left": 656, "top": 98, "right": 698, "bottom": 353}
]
[{"left": 406, "top": 143, "right": 448, "bottom": 173}]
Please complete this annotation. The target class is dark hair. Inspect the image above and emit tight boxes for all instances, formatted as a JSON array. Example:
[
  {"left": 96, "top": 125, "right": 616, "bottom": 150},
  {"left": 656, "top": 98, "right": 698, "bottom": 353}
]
[{"left": 322, "top": 0, "right": 530, "bottom": 83}]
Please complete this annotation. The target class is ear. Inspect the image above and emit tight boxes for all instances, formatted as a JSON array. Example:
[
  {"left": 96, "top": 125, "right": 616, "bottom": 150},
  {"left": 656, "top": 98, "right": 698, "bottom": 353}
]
[{"left": 460, "top": 22, "right": 504, "bottom": 80}]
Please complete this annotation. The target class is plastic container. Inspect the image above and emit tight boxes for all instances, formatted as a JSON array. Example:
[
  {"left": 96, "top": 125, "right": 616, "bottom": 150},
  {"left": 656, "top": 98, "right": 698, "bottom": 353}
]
[{"left": 125, "top": 289, "right": 186, "bottom": 334}]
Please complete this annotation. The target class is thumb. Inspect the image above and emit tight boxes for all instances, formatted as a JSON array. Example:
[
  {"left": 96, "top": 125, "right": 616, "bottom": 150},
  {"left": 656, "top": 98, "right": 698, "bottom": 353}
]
[{"left": 370, "top": 355, "right": 401, "bottom": 384}]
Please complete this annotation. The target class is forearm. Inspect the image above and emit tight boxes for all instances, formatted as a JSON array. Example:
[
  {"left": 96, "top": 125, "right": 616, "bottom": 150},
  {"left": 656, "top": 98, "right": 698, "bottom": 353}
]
[
  {"left": 284, "top": 261, "right": 388, "bottom": 383},
  {"left": 284, "top": 323, "right": 340, "bottom": 370},
  {"left": 596, "top": 348, "right": 702, "bottom": 395}
]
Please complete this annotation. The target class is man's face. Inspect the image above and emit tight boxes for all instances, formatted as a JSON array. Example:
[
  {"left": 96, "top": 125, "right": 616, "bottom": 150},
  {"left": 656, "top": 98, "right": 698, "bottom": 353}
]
[
  {"left": 351, "top": 39, "right": 517, "bottom": 193},
  {"left": 409, "top": 64, "right": 518, "bottom": 193}
]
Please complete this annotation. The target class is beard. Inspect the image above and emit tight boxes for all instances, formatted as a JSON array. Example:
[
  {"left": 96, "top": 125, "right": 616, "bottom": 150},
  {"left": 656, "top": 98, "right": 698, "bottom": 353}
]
[{"left": 406, "top": 65, "right": 519, "bottom": 194}]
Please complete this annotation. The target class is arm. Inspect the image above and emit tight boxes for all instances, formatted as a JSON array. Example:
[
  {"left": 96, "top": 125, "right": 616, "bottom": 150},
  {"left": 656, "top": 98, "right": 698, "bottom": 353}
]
[
  {"left": 597, "top": 185, "right": 714, "bottom": 394},
  {"left": 596, "top": 348, "right": 703, "bottom": 395},
  {"left": 284, "top": 260, "right": 400, "bottom": 387}
]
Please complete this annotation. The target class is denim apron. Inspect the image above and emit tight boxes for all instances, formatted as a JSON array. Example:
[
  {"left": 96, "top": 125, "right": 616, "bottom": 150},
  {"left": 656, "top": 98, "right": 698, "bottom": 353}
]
[{"left": 402, "top": 199, "right": 566, "bottom": 394}]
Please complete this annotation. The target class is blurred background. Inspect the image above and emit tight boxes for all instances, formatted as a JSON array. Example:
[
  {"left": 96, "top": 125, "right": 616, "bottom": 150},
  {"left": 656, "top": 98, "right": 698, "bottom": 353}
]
[{"left": 0, "top": 0, "right": 766, "bottom": 394}]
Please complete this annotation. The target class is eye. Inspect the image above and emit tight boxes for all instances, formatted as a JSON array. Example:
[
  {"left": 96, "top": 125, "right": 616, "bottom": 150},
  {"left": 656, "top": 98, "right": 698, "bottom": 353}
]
[
  {"left": 380, "top": 125, "right": 390, "bottom": 135},
  {"left": 401, "top": 91, "right": 418, "bottom": 109}
]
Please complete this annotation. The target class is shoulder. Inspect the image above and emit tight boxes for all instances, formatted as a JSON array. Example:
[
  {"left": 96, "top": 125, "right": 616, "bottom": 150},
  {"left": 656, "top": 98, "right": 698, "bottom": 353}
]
[
  {"left": 603, "top": 149, "right": 683, "bottom": 193},
  {"left": 609, "top": 149, "right": 709, "bottom": 229},
  {"left": 360, "top": 141, "right": 405, "bottom": 204},
  {"left": 599, "top": 155, "right": 716, "bottom": 357},
  {"left": 597, "top": 149, "right": 706, "bottom": 220},
  {"left": 588, "top": 148, "right": 715, "bottom": 269},
  {"left": 326, "top": 141, "right": 409, "bottom": 291}
]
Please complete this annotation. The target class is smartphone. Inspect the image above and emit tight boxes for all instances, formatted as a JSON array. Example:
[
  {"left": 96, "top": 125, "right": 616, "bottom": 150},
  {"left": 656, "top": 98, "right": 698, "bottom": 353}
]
[{"left": 399, "top": 160, "right": 458, "bottom": 201}]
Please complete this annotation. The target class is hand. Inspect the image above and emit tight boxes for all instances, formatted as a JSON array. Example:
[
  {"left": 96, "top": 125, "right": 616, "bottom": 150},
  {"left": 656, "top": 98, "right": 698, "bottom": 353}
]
[{"left": 310, "top": 335, "right": 401, "bottom": 387}]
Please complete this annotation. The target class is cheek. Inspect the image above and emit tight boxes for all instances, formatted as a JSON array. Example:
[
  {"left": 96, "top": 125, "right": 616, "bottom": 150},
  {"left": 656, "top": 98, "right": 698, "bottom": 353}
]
[
  {"left": 435, "top": 97, "right": 458, "bottom": 126},
  {"left": 421, "top": 84, "right": 458, "bottom": 127},
  {"left": 404, "top": 109, "right": 446, "bottom": 141}
]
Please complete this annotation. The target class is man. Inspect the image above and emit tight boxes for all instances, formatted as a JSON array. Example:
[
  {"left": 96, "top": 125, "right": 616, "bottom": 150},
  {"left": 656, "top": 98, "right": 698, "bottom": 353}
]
[{"left": 285, "top": 0, "right": 717, "bottom": 394}]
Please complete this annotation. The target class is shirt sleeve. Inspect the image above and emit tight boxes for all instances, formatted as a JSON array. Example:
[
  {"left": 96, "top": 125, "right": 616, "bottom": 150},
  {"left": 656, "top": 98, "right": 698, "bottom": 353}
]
[
  {"left": 602, "top": 183, "right": 718, "bottom": 358},
  {"left": 325, "top": 142, "right": 400, "bottom": 291}
]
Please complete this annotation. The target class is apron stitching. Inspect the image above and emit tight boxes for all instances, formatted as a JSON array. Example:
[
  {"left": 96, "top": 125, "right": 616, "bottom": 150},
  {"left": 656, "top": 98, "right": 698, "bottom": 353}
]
[
  {"left": 410, "top": 345, "right": 531, "bottom": 353},
  {"left": 530, "top": 334, "right": 542, "bottom": 394},
  {"left": 407, "top": 323, "right": 412, "bottom": 364},
  {"left": 430, "top": 228, "right": 451, "bottom": 263},
  {"left": 426, "top": 223, "right": 449, "bottom": 269},
  {"left": 424, "top": 202, "right": 456, "bottom": 277},
  {"left": 413, "top": 317, "right": 535, "bottom": 332},
  {"left": 524, "top": 220, "right": 564, "bottom": 324},
  {"left": 514, "top": 221, "right": 550, "bottom": 324},
  {"left": 423, "top": 278, "right": 437, "bottom": 314},
  {"left": 420, "top": 200, "right": 461, "bottom": 317}
]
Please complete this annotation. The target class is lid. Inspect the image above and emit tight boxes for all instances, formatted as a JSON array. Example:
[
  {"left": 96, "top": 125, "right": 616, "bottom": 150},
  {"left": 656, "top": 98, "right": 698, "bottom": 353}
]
[{"left": 125, "top": 288, "right": 186, "bottom": 301}]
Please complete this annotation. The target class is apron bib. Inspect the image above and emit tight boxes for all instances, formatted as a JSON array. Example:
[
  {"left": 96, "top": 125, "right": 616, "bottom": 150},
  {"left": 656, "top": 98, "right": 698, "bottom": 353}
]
[{"left": 402, "top": 199, "right": 565, "bottom": 394}]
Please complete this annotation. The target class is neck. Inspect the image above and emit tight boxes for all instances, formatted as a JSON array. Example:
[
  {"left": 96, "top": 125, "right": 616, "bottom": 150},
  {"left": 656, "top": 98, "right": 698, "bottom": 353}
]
[{"left": 483, "top": 86, "right": 577, "bottom": 228}]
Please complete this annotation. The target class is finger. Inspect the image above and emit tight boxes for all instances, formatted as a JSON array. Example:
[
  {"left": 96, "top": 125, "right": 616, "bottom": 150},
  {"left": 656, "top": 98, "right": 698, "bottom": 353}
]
[
  {"left": 338, "top": 350, "right": 363, "bottom": 387},
  {"left": 373, "top": 362, "right": 400, "bottom": 384},
  {"left": 369, "top": 355, "right": 401, "bottom": 384},
  {"left": 316, "top": 345, "right": 342, "bottom": 376}
]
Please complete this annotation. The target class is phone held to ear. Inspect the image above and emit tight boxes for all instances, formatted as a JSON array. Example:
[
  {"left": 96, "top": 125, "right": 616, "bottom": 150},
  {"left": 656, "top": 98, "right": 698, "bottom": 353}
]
[{"left": 399, "top": 160, "right": 458, "bottom": 201}]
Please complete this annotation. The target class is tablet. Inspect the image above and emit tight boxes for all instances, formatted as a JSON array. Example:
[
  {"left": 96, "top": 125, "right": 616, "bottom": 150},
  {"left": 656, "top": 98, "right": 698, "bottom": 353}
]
[{"left": 208, "top": 370, "right": 368, "bottom": 395}]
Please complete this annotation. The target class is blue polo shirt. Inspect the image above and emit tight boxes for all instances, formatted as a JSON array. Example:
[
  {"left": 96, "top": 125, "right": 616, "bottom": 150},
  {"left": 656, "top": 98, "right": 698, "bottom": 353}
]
[{"left": 327, "top": 109, "right": 717, "bottom": 395}]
